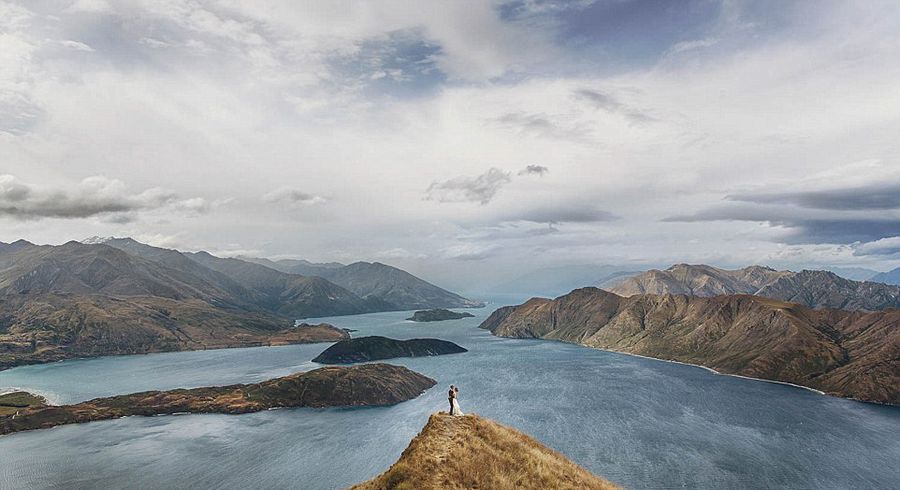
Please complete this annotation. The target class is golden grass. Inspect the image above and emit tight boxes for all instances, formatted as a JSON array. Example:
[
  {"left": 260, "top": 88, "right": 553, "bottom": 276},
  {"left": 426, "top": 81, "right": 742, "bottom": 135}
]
[{"left": 351, "top": 413, "right": 621, "bottom": 490}]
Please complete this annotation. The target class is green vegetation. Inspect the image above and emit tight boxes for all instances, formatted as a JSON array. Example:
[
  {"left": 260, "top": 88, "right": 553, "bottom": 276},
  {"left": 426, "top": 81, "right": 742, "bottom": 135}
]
[{"left": 0, "top": 391, "right": 47, "bottom": 417}]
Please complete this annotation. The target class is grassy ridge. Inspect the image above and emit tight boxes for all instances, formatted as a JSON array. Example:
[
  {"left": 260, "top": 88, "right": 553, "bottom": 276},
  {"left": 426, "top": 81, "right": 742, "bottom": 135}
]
[{"left": 353, "top": 413, "right": 619, "bottom": 490}]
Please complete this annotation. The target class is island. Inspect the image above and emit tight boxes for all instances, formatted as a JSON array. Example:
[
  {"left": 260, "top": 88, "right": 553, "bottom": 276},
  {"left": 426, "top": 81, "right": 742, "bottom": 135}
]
[
  {"left": 0, "top": 392, "right": 48, "bottom": 417},
  {"left": 312, "top": 336, "right": 467, "bottom": 364},
  {"left": 351, "top": 413, "right": 619, "bottom": 490},
  {"left": 406, "top": 308, "right": 476, "bottom": 322},
  {"left": 0, "top": 364, "right": 435, "bottom": 436}
]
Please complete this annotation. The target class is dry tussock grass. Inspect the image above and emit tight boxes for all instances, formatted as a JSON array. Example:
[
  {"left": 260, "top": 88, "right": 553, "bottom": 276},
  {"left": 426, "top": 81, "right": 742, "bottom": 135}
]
[{"left": 352, "top": 413, "right": 620, "bottom": 490}]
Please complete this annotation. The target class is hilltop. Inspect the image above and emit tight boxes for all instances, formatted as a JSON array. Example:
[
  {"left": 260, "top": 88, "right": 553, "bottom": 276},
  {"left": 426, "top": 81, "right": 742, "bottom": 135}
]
[
  {"left": 351, "top": 413, "right": 619, "bottom": 490},
  {"left": 609, "top": 264, "right": 900, "bottom": 311}
]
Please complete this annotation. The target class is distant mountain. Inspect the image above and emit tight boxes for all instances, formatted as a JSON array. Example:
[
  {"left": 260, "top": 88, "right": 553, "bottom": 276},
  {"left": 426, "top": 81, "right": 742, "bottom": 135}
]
[
  {"left": 481, "top": 288, "right": 900, "bottom": 405},
  {"left": 0, "top": 240, "right": 247, "bottom": 308},
  {"left": 240, "top": 256, "right": 345, "bottom": 276},
  {"left": 246, "top": 256, "right": 483, "bottom": 310},
  {"left": 0, "top": 238, "right": 394, "bottom": 369},
  {"left": 184, "top": 251, "right": 390, "bottom": 318},
  {"left": 488, "top": 264, "right": 648, "bottom": 297},
  {"left": 608, "top": 264, "right": 900, "bottom": 311},
  {"left": 91, "top": 237, "right": 386, "bottom": 318},
  {"left": 826, "top": 267, "right": 879, "bottom": 282},
  {"left": 352, "top": 413, "right": 619, "bottom": 490},
  {"left": 871, "top": 267, "right": 900, "bottom": 285}
]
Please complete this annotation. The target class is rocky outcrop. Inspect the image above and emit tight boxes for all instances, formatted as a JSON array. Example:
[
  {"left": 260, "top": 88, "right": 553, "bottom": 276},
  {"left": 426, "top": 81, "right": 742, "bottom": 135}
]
[
  {"left": 407, "top": 309, "right": 475, "bottom": 322},
  {"left": 482, "top": 288, "right": 900, "bottom": 405},
  {"left": 351, "top": 413, "right": 620, "bottom": 490},
  {"left": 312, "top": 336, "right": 467, "bottom": 364},
  {"left": 609, "top": 264, "right": 900, "bottom": 311},
  {"left": 0, "top": 364, "right": 435, "bottom": 436}
]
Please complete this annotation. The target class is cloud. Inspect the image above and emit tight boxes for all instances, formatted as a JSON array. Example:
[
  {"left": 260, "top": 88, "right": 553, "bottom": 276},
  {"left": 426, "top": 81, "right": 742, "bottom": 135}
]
[
  {"left": 518, "top": 164, "right": 549, "bottom": 176},
  {"left": 664, "top": 204, "right": 900, "bottom": 244},
  {"left": 666, "top": 172, "right": 900, "bottom": 244},
  {"left": 262, "top": 187, "right": 327, "bottom": 206},
  {"left": 440, "top": 243, "right": 498, "bottom": 261},
  {"left": 0, "top": 175, "right": 207, "bottom": 221},
  {"left": 727, "top": 182, "right": 900, "bottom": 210},
  {"left": 499, "top": 201, "right": 618, "bottom": 225},
  {"left": 666, "top": 37, "right": 719, "bottom": 55},
  {"left": 425, "top": 168, "right": 512, "bottom": 205},
  {"left": 57, "top": 40, "right": 95, "bottom": 52},
  {"left": 493, "top": 112, "right": 590, "bottom": 141},
  {"left": 572, "top": 88, "right": 654, "bottom": 125},
  {"left": 853, "top": 236, "right": 900, "bottom": 257},
  {"left": 374, "top": 247, "right": 427, "bottom": 260}
]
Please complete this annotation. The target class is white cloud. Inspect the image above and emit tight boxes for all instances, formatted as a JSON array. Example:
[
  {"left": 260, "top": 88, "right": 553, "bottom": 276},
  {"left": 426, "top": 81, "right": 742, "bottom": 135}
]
[
  {"left": 262, "top": 187, "right": 327, "bottom": 206},
  {"left": 1, "top": 1, "right": 899, "bottom": 286},
  {"left": 425, "top": 168, "right": 512, "bottom": 205}
]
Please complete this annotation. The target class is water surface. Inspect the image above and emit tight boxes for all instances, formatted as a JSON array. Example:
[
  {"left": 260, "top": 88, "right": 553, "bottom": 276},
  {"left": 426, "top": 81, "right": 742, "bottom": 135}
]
[{"left": 1, "top": 299, "right": 898, "bottom": 489}]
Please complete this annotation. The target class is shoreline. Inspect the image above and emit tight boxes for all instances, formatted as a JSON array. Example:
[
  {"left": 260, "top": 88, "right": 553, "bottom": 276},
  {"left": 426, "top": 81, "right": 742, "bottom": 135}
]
[
  {"left": 510, "top": 335, "right": 840, "bottom": 398},
  {"left": 603, "top": 349, "right": 828, "bottom": 396},
  {"left": 0, "top": 387, "right": 57, "bottom": 406}
]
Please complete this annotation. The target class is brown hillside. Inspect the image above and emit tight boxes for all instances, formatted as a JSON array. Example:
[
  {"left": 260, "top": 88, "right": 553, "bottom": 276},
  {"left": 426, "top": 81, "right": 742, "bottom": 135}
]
[
  {"left": 481, "top": 288, "right": 900, "bottom": 405},
  {"left": 352, "top": 413, "right": 620, "bottom": 490}
]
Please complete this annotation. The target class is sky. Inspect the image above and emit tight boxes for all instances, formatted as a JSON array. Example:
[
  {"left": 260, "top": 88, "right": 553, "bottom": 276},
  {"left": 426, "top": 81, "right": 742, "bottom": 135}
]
[{"left": 1, "top": 0, "right": 899, "bottom": 291}]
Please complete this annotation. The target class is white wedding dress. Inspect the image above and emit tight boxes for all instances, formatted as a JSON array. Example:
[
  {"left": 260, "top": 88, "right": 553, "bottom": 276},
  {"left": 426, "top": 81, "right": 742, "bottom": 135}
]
[{"left": 451, "top": 398, "right": 464, "bottom": 416}]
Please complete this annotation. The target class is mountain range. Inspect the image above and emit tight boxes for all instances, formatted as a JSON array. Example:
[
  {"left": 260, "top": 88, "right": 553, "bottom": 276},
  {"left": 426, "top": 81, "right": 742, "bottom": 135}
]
[
  {"left": 240, "top": 256, "right": 483, "bottom": 310},
  {"left": 871, "top": 267, "right": 900, "bottom": 285},
  {"left": 0, "top": 237, "right": 480, "bottom": 369},
  {"left": 608, "top": 264, "right": 900, "bottom": 311},
  {"left": 481, "top": 287, "right": 899, "bottom": 405}
]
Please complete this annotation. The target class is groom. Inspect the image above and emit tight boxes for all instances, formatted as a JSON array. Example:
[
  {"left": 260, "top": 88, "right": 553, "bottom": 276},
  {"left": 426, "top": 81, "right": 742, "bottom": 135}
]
[{"left": 448, "top": 385, "right": 455, "bottom": 413}]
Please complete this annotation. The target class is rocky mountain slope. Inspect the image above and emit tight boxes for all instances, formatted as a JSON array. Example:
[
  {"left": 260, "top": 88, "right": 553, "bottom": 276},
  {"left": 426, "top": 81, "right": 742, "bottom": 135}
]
[
  {"left": 481, "top": 288, "right": 899, "bottom": 405},
  {"left": 312, "top": 336, "right": 467, "bottom": 364},
  {"left": 247, "top": 256, "right": 483, "bottom": 310},
  {"left": 609, "top": 264, "right": 900, "bottom": 311},
  {"left": 351, "top": 413, "right": 619, "bottom": 490},
  {"left": 0, "top": 293, "right": 348, "bottom": 370},
  {"left": 93, "top": 237, "right": 388, "bottom": 318},
  {"left": 0, "top": 364, "right": 435, "bottom": 436}
]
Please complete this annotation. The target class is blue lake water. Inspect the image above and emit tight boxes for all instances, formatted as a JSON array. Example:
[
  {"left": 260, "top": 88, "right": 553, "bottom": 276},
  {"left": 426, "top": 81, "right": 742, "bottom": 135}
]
[{"left": 1, "top": 298, "right": 898, "bottom": 489}]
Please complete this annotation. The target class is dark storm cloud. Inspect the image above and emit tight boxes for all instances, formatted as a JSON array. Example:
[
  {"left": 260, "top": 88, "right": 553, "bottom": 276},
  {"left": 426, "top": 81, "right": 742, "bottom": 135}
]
[
  {"left": 727, "top": 182, "right": 900, "bottom": 210},
  {"left": 573, "top": 88, "right": 655, "bottom": 124},
  {"left": 425, "top": 168, "right": 513, "bottom": 205},
  {"left": 665, "top": 204, "right": 900, "bottom": 244}
]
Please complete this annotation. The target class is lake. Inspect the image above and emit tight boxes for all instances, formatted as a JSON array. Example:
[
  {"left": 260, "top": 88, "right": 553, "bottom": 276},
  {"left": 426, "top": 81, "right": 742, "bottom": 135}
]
[{"left": 1, "top": 298, "right": 898, "bottom": 489}]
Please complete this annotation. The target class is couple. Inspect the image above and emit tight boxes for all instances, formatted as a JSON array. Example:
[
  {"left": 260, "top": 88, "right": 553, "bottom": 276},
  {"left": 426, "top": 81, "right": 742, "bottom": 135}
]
[{"left": 447, "top": 385, "right": 464, "bottom": 416}]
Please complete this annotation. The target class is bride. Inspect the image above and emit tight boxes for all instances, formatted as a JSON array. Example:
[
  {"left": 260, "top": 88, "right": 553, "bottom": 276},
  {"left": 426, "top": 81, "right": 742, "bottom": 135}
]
[{"left": 450, "top": 386, "right": 464, "bottom": 416}]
